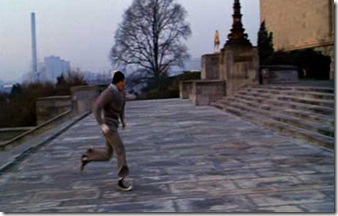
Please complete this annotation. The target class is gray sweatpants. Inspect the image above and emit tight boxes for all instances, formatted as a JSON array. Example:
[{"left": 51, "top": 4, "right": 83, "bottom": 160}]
[{"left": 86, "top": 126, "right": 129, "bottom": 178}]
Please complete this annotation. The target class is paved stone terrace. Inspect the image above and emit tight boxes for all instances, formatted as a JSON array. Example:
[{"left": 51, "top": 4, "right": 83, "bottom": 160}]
[{"left": 0, "top": 99, "right": 334, "bottom": 212}]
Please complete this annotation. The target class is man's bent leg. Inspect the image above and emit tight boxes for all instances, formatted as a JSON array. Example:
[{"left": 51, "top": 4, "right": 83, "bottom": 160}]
[
  {"left": 105, "top": 131, "right": 129, "bottom": 178},
  {"left": 86, "top": 140, "right": 113, "bottom": 161}
]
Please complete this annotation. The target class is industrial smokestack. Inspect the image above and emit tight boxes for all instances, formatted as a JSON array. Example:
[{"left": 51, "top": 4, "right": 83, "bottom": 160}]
[{"left": 31, "top": 12, "right": 38, "bottom": 73}]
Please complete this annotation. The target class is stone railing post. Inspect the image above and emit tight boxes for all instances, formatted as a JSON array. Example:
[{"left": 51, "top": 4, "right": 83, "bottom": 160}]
[{"left": 71, "top": 86, "right": 100, "bottom": 115}]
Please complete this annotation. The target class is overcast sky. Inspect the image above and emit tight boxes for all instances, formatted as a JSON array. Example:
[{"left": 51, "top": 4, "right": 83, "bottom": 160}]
[{"left": 0, "top": 0, "right": 260, "bottom": 81}]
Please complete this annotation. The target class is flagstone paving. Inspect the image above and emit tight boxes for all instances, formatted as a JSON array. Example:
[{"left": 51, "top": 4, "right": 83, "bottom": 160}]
[{"left": 0, "top": 99, "right": 334, "bottom": 212}]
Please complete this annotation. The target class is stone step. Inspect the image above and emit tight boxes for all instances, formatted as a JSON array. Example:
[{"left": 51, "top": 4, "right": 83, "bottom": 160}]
[
  {"left": 213, "top": 102, "right": 334, "bottom": 150},
  {"left": 238, "top": 98, "right": 335, "bottom": 127},
  {"left": 220, "top": 98, "right": 334, "bottom": 138},
  {"left": 236, "top": 94, "right": 334, "bottom": 116},
  {"left": 277, "top": 96, "right": 334, "bottom": 109},
  {"left": 239, "top": 91, "right": 334, "bottom": 109},
  {"left": 212, "top": 101, "right": 225, "bottom": 110},
  {"left": 282, "top": 109, "right": 334, "bottom": 128},
  {"left": 250, "top": 85, "right": 334, "bottom": 94},
  {"left": 220, "top": 95, "right": 335, "bottom": 127},
  {"left": 243, "top": 88, "right": 334, "bottom": 101}
]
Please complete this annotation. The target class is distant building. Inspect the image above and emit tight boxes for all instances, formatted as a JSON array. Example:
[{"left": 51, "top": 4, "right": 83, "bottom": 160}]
[
  {"left": 260, "top": 0, "right": 334, "bottom": 80},
  {"left": 23, "top": 56, "right": 71, "bottom": 83},
  {"left": 38, "top": 56, "right": 71, "bottom": 82}
]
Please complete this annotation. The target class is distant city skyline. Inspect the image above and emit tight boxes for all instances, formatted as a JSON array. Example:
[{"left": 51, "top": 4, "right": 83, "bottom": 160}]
[
  {"left": 0, "top": 0, "right": 260, "bottom": 81},
  {"left": 23, "top": 55, "right": 71, "bottom": 83}
]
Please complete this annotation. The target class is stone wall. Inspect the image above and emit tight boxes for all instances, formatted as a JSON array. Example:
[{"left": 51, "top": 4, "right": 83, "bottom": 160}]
[
  {"left": 0, "top": 127, "right": 34, "bottom": 142},
  {"left": 260, "top": 65, "right": 299, "bottom": 84},
  {"left": 36, "top": 96, "right": 72, "bottom": 125},
  {"left": 0, "top": 110, "right": 72, "bottom": 151},
  {"left": 71, "top": 86, "right": 100, "bottom": 115},
  {"left": 201, "top": 54, "right": 221, "bottom": 80},
  {"left": 260, "top": 0, "right": 334, "bottom": 51},
  {"left": 190, "top": 80, "right": 226, "bottom": 106},
  {"left": 260, "top": 0, "right": 334, "bottom": 80},
  {"left": 36, "top": 86, "right": 101, "bottom": 125},
  {"left": 179, "top": 81, "right": 193, "bottom": 99},
  {"left": 180, "top": 45, "right": 259, "bottom": 105},
  {"left": 220, "top": 46, "right": 259, "bottom": 96}
]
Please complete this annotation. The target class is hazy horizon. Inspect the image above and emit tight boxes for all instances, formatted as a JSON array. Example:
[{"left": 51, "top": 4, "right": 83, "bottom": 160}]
[{"left": 0, "top": 0, "right": 260, "bottom": 82}]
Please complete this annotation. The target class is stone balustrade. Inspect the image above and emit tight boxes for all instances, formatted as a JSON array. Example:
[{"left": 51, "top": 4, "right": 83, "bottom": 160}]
[
  {"left": 260, "top": 65, "right": 299, "bottom": 85},
  {"left": 36, "top": 96, "right": 72, "bottom": 125}
]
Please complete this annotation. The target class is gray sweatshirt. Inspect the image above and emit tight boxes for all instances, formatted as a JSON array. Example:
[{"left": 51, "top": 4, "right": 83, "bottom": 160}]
[{"left": 93, "top": 84, "right": 126, "bottom": 128}]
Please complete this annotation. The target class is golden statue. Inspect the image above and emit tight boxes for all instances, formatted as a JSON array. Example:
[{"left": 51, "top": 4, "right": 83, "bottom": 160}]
[{"left": 214, "top": 30, "right": 220, "bottom": 52}]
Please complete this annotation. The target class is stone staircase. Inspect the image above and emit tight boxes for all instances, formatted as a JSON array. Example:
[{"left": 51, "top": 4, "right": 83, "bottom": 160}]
[{"left": 212, "top": 85, "right": 335, "bottom": 150}]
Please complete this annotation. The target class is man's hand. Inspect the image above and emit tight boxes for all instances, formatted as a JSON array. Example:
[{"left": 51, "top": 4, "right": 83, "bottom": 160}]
[
  {"left": 101, "top": 124, "right": 110, "bottom": 134},
  {"left": 122, "top": 121, "right": 126, "bottom": 129}
]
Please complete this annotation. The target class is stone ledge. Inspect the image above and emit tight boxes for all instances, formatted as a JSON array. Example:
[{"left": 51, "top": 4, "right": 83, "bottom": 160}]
[
  {"left": 190, "top": 80, "right": 226, "bottom": 106},
  {"left": 261, "top": 65, "right": 298, "bottom": 70},
  {"left": 202, "top": 53, "right": 221, "bottom": 57},
  {"left": 0, "top": 127, "right": 35, "bottom": 143},
  {"left": 179, "top": 81, "right": 194, "bottom": 99},
  {"left": 36, "top": 96, "right": 72, "bottom": 125},
  {"left": 0, "top": 110, "right": 72, "bottom": 151},
  {"left": 0, "top": 111, "right": 91, "bottom": 176},
  {"left": 260, "top": 65, "right": 299, "bottom": 84},
  {"left": 36, "top": 96, "right": 71, "bottom": 101},
  {"left": 71, "top": 85, "right": 100, "bottom": 115},
  {"left": 70, "top": 85, "right": 99, "bottom": 93},
  {"left": 0, "top": 127, "right": 35, "bottom": 132},
  {"left": 192, "top": 80, "right": 226, "bottom": 84},
  {"left": 180, "top": 80, "right": 226, "bottom": 103}
]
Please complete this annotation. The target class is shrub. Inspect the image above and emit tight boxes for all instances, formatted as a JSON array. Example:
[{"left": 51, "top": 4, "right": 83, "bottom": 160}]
[
  {"left": 55, "top": 70, "right": 87, "bottom": 95},
  {"left": 265, "top": 49, "right": 331, "bottom": 80},
  {"left": 257, "top": 21, "right": 274, "bottom": 65},
  {"left": 137, "top": 71, "right": 200, "bottom": 100},
  {"left": 0, "top": 71, "right": 87, "bottom": 127}
]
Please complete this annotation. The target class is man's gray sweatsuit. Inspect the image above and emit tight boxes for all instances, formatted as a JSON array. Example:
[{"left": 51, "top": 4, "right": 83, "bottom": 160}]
[{"left": 85, "top": 84, "right": 129, "bottom": 178}]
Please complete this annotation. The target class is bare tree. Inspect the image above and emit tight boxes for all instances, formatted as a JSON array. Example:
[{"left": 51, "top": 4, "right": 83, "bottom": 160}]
[{"left": 110, "top": 0, "right": 191, "bottom": 88}]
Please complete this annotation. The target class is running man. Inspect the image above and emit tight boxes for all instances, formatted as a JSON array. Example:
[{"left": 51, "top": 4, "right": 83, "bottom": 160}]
[{"left": 80, "top": 71, "right": 132, "bottom": 191}]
